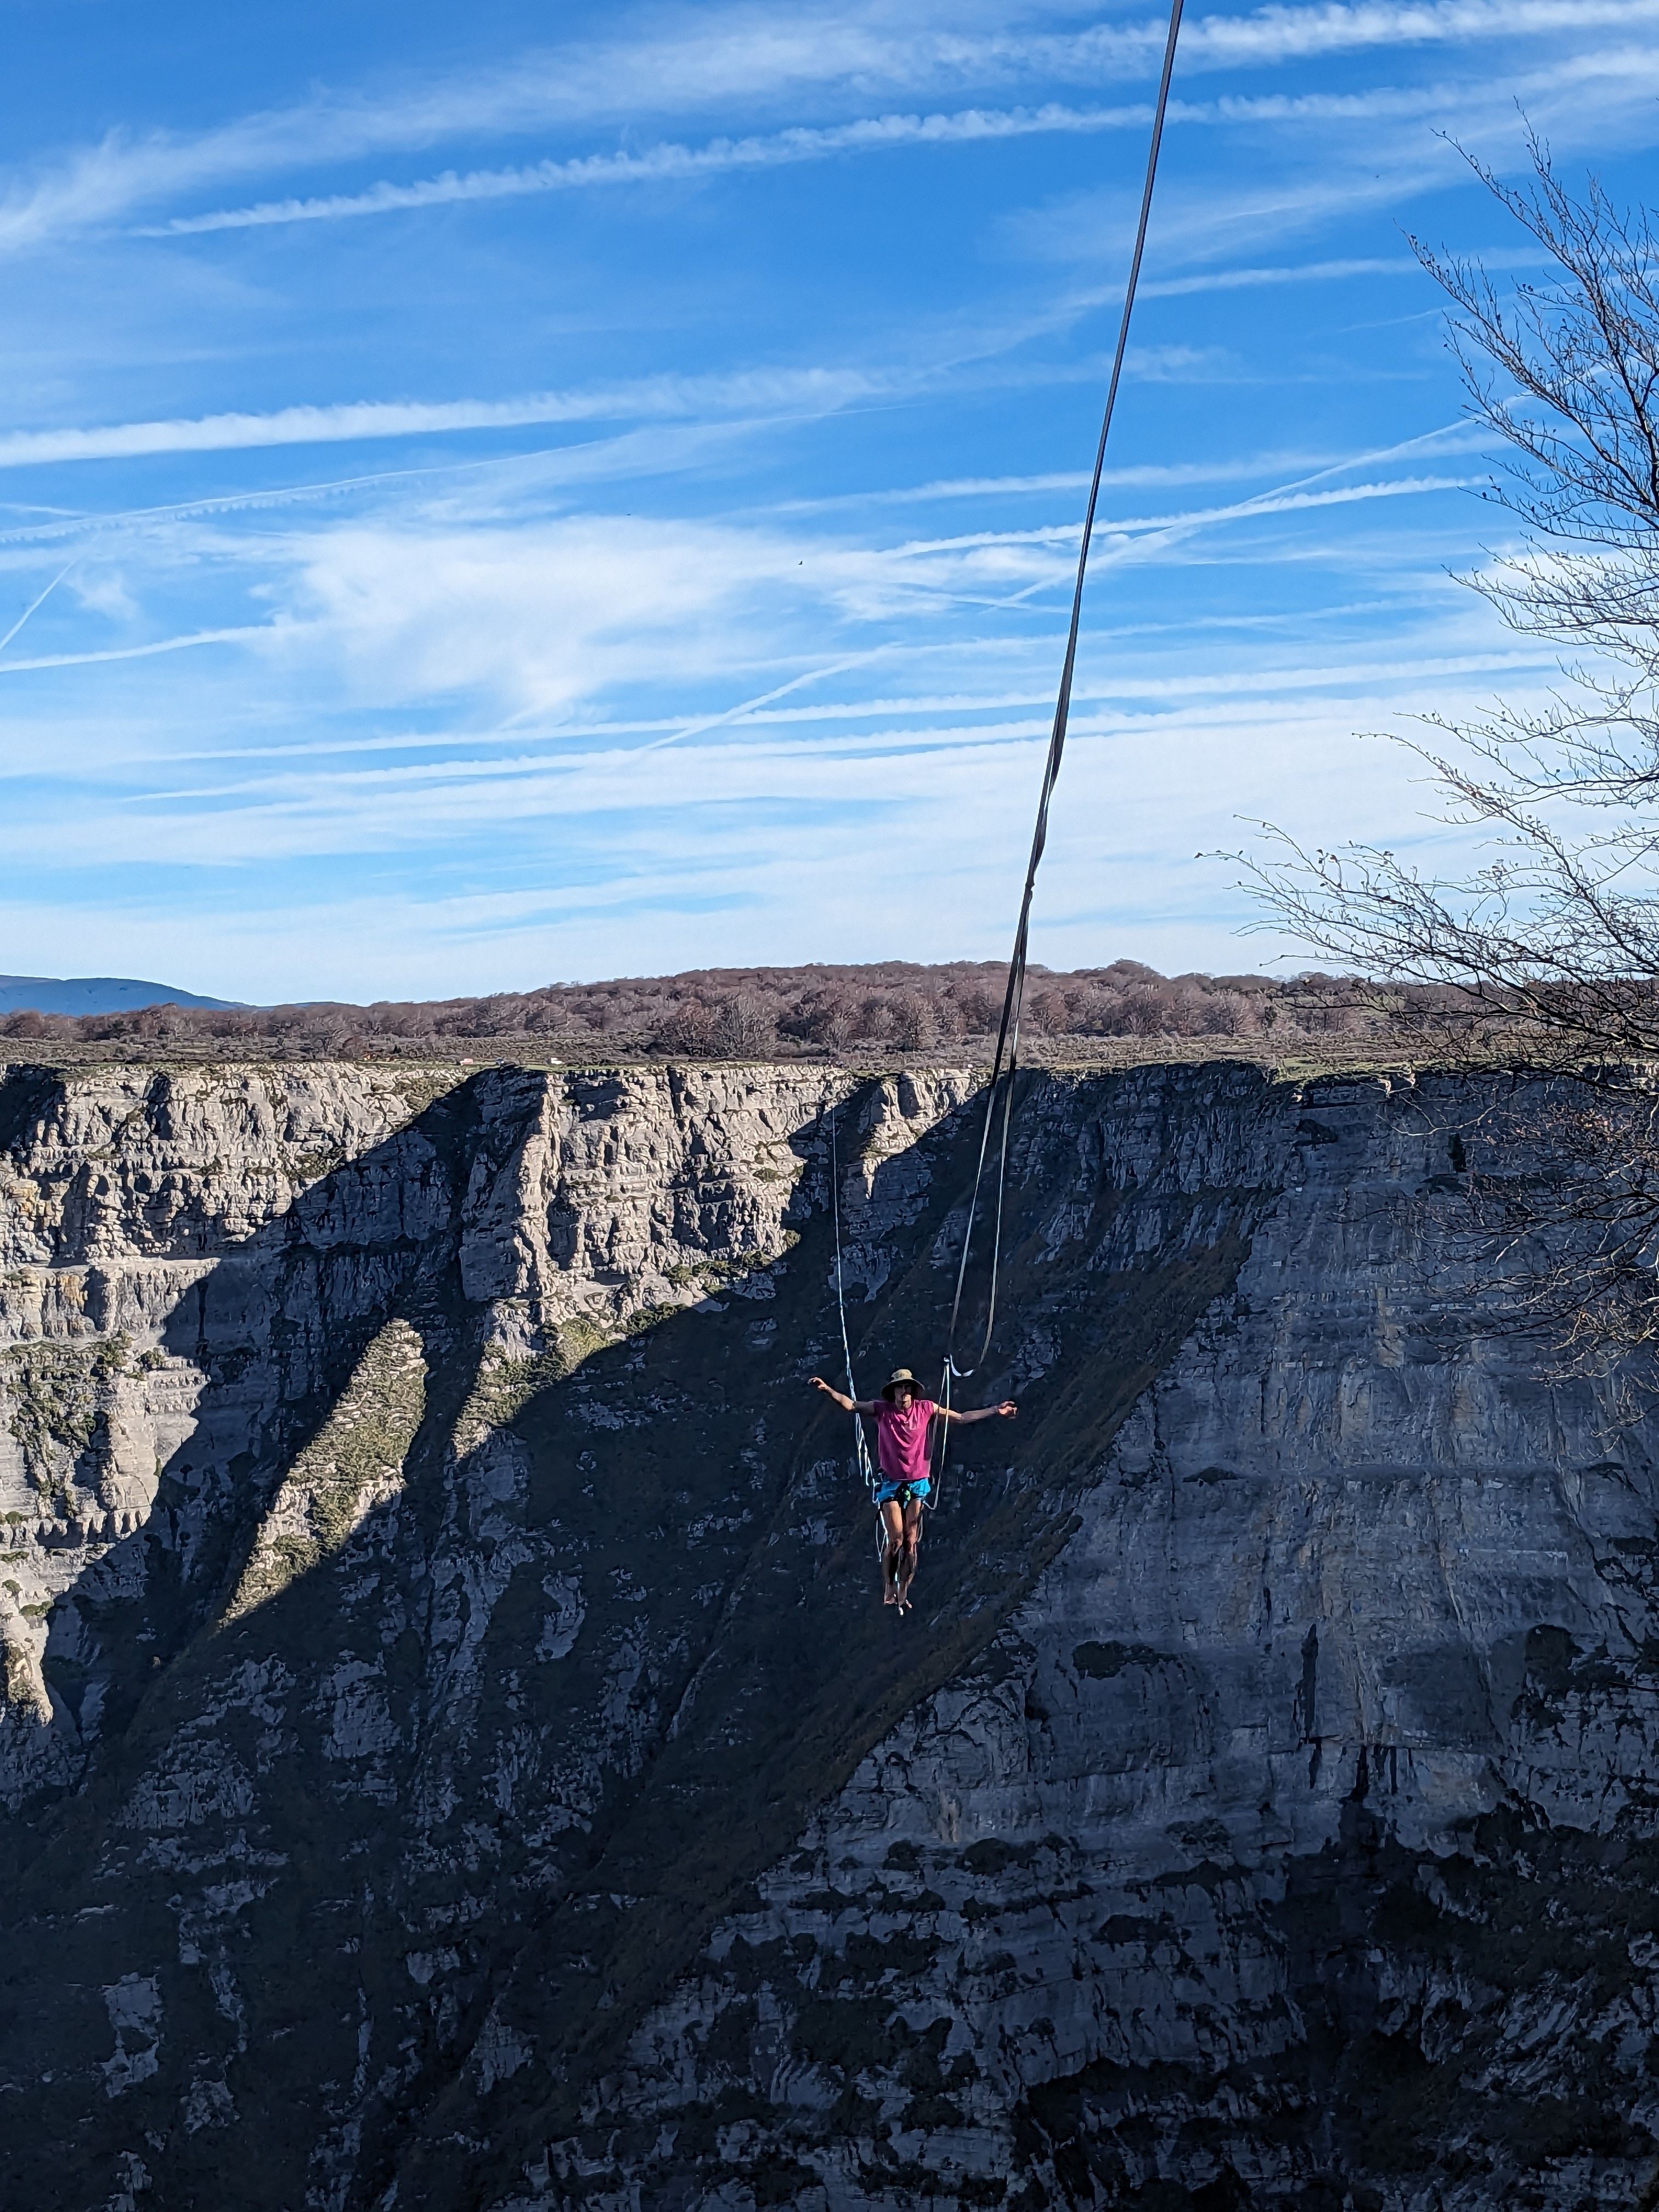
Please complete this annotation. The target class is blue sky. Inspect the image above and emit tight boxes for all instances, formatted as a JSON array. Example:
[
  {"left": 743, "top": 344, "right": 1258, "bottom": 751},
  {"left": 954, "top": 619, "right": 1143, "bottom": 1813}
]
[{"left": 1, "top": 0, "right": 1655, "bottom": 1002}]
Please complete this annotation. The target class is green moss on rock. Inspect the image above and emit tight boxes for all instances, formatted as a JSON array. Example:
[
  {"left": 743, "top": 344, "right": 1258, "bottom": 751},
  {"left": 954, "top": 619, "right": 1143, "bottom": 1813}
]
[
  {"left": 1, "top": 1335, "right": 133, "bottom": 1493},
  {"left": 223, "top": 1318, "right": 427, "bottom": 1621},
  {"left": 458, "top": 1317, "right": 617, "bottom": 1449}
]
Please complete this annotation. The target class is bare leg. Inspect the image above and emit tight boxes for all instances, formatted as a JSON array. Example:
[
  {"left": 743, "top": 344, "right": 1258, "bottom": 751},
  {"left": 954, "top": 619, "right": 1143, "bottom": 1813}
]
[
  {"left": 895, "top": 1497, "right": 924, "bottom": 1609},
  {"left": 880, "top": 1499, "right": 904, "bottom": 1604}
]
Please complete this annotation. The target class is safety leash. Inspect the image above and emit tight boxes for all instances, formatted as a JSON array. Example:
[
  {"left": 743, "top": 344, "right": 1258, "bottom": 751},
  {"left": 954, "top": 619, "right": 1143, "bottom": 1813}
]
[
  {"left": 826, "top": 1094, "right": 881, "bottom": 1537},
  {"left": 927, "top": 1360, "right": 953, "bottom": 1517}
]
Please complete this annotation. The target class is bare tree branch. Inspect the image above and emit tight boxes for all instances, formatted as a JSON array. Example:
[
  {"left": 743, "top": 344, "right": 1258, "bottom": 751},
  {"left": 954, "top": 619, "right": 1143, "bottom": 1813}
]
[{"left": 1242, "top": 133, "right": 1659, "bottom": 1368}]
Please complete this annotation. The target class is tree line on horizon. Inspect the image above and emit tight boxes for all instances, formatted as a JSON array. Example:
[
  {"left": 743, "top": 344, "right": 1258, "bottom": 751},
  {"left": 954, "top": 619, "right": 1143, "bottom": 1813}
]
[{"left": 0, "top": 960, "right": 1428, "bottom": 1056}]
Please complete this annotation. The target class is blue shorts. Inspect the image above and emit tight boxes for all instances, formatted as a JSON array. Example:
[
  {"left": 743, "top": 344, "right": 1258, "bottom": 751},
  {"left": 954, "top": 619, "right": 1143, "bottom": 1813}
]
[{"left": 875, "top": 1476, "right": 930, "bottom": 1507}]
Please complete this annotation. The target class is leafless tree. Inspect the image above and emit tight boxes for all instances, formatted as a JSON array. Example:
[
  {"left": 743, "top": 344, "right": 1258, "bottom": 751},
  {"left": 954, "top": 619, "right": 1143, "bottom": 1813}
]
[
  {"left": 1456, "top": 1072, "right": 1659, "bottom": 1367},
  {"left": 709, "top": 992, "right": 775, "bottom": 1058},
  {"left": 794, "top": 990, "right": 857, "bottom": 1049},
  {"left": 1243, "top": 134, "right": 1659, "bottom": 1359},
  {"left": 890, "top": 995, "right": 938, "bottom": 1052},
  {"left": 1246, "top": 134, "right": 1659, "bottom": 1057},
  {"left": 657, "top": 1001, "right": 717, "bottom": 1056}
]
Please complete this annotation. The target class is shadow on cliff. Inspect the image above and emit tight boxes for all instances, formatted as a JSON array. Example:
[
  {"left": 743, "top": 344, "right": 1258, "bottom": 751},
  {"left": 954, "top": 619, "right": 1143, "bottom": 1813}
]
[{"left": 12, "top": 1065, "right": 502, "bottom": 1829}]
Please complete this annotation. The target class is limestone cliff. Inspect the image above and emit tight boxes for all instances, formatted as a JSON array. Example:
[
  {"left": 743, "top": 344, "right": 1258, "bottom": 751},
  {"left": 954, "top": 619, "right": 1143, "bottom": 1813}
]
[{"left": 0, "top": 1056, "right": 1655, "bottom": 2211}]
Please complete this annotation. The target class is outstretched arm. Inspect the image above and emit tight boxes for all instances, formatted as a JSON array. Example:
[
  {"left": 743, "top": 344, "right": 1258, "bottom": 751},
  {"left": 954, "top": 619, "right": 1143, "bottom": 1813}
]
[
  {"left": 810, "top": 1376, "right": 878, "bottom": 1415},
  {"left": 939, "top": 1400, "right": 1018, "bottom": 1425}
]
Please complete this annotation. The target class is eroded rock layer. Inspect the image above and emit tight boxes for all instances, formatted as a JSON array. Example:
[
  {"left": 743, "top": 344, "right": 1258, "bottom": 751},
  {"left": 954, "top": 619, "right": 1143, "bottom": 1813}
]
[{"left": 0, "top": 1058, "right": 1654, "bottom": 2212}]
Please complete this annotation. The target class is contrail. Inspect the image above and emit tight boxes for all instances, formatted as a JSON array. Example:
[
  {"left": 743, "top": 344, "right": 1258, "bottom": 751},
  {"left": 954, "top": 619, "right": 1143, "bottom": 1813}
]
[
  {"left": 0, "top": 557, "right": 76, "bottom": 656},
  {"left": 636, "top": 652, "right": 903, "bottom": 757}
]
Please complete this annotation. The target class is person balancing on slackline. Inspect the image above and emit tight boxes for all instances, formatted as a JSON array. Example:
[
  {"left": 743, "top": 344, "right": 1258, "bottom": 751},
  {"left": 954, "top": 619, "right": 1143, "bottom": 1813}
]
[{"left": 809, "top": 1369, "right": 1018, "bottom": 1613}]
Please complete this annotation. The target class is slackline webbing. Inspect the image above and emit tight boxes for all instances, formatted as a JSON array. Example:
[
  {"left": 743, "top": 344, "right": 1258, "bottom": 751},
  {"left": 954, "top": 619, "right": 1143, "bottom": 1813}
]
[{"left": 939, "top": 0, "right": 1187, "bottom": 1411}]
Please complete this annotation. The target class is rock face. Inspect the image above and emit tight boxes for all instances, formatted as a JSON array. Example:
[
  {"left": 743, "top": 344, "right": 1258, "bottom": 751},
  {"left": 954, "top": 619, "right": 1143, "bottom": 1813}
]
[{"left": 0, "top": 1056, "right": 1656, "bottom": 2211}]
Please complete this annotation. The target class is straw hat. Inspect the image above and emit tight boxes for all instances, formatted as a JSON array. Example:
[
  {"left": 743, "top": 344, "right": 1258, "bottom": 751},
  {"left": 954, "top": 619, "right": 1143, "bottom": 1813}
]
[{"left": 881, "top": 1368, "right": 921, "bottom": 1402}]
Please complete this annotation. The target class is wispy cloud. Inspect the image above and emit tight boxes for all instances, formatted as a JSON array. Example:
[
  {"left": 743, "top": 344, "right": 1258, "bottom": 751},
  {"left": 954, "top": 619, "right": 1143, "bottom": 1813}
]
[
  {"left": 130, "top": 57, "right": 1659, "bottom": 244},
  {"left": 0, "top": 684, "right": 1489, "bottom": 994},
  {"left": 0, "top": 625, "right": 270, "bottom": 675},
  {"left": 273, "top": 516, "right": 826, "bottom": 715},
  {"left": 879, "top": 473, "right": 1478, "bottom": 562},
  {"left": 1171, "top": 0, "right": 1659, "bottom": 65},
  {"left": 0, "top": 419, "right": 789, "bottom": 547},
  {"left": 0, "top": 324, "right": 1266, "bottom": 476},
  {"left": 140, "top": 103, "right": 1161, "bottom": 238},
  {"left": 769, "top": 446, "right": 1356, "bottom": 512},
  {"left": 1012, "top": 36, "right": 1659, "bottom": 272},
  {"left": 1138, "top": 257, "right": 1425, "bottom": 303},
  {"left": 2, "top": 0, "right": 1655, "bottom": 253},
  {"left": 128, "top": 91, "right": 1477, "bottom": 242},
  {"left": 35, "top": 650, "right": 1551, "bottom": 879},
  {"left": 0, "top": 454, "right": 1484, "bottom": 721},
  {"left": 770, "top": 414, "right": 1498, "bottom": 517},
  {"left": 0, "top": 368, "right": 884, "bottom": 472}
]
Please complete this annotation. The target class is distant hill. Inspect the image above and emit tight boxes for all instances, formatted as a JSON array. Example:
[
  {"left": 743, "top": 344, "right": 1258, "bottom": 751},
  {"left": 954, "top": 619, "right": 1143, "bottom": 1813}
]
[
  {"left": 0, "top": 975, "right": 241, "bottom": 1016},
  {"left": 2, "top": 959, "right": 1401, "bottom": 1058}
]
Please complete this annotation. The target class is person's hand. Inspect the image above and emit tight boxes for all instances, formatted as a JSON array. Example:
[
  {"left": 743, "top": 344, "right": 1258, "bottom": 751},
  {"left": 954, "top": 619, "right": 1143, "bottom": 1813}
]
[
  {"left": 997, "top": 1400, "right": 1018, "bottom": 1417},
  {"left": 809, "top": 1375, "right": 831, "bottom": 1392}
]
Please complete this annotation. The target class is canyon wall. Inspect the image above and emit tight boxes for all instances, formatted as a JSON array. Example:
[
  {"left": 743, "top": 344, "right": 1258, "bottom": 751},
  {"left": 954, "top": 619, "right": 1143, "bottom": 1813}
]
[{"left": 0, "top": 1057, "right": 1654, "bottom": 2211}]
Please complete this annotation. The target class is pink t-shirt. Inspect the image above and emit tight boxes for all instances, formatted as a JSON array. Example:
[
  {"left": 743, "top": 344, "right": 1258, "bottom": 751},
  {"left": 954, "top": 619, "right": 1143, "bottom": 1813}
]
[{"left": 873, "top": 1397, "right": 938, "bottom": 1485}]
